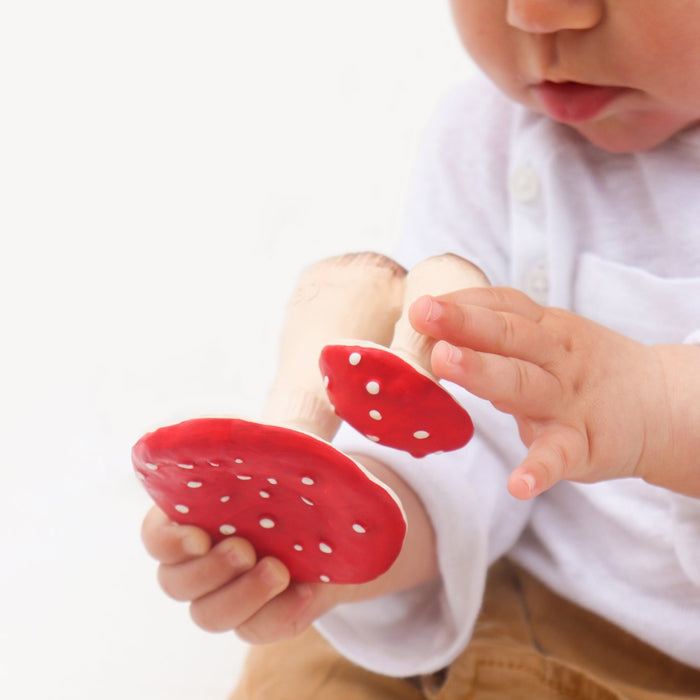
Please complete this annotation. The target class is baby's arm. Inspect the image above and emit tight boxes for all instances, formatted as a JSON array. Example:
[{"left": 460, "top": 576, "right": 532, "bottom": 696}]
[
  {"left": 410, "top": 287, "right": 700, "bottom": 499},
  {"left": 140, "top": 252, "right": 438, "bottom": 643},
  {"left": 141, "top": 453, "right": 438, "bottom": 644}
]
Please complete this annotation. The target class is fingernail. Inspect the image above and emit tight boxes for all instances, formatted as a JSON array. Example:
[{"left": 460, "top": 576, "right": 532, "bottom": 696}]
[
  {"left": 182, "top": 534, "right": 208, "bottom": 557},
  {"left": 520, "top": 473, "right": 536, "bottom": 496},
  {"left": 437, "top": 340, "right": 462, "bottom": 365},
  {"left": 295, "top": 583, "right": 313, "bottom": 603},
  {"left": 425, "top": 296, "right": 444, "bottom": 323},
  {"left": 225, "top": 541, "right": 254, "bottom": 570},
  {"left": 260, "top": 559, "right": 287, "bottom": 589}
]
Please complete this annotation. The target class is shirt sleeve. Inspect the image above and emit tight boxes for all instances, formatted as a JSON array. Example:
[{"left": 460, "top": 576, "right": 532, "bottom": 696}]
[
  {"left": 314, "top": 75, "right": 533, "bottom": 676},
  {"left": 669, "top": 330, "right": 700, "bottom": 584},
  {"left": 683, "top": 329, "right": 700, "bottom": 346},
  {"left": 670, "top": 493, "right": 700, "bottom": 585},
  {"left": 315, "top": 394, "right": 532, "bottom": 676}
]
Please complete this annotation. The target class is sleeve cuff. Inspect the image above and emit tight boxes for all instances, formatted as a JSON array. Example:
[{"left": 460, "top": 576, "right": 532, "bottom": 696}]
[
  {"left": 683, "top": 329, "right": 700, "bottom": 345},
  {"left": 314, "top": 436, "right": 489, "bottom": 676},
  {"left": 670, "top": 492, "right": 700, "bottom": 585},
  {"left": 314, "top": 399, "right": 531, "bottom": 676}
]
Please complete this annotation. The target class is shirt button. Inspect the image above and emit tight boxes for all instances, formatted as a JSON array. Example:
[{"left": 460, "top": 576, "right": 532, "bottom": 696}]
[
  {"left": 511, "top": 165, "right": 540, "bottom": 202},
  {"left": 525, "top": 265, "right": 549, "bottom": 304}
]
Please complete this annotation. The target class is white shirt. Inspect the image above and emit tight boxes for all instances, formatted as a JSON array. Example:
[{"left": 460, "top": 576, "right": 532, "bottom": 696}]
[{"left": 315, "top": 71, "right": 700, "bottom": 676}]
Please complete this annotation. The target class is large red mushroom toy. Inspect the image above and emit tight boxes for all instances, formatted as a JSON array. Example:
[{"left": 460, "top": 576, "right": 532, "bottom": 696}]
[
  {"left": 133, "top": 253, "right": 409, "bottom": 584},
  {"left": 320, "top": 253, "right": 489, "bottom": 458},
  {"left": 132, "top": 416, "right": 406, "bottom": 584}
]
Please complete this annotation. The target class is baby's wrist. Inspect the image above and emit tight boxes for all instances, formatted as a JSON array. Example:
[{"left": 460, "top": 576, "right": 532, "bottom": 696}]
[{"left": 640, "top": 344, "right": 700, "bottom": 497}]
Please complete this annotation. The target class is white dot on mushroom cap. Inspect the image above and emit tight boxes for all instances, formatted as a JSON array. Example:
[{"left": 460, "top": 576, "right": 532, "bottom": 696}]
[
  {"left": 267, "top": 478, "right": 278, "bottom": 485},
  {"left": 349, "top": 352, "right": 362, "bottom": 366},
  {"left": 259, "top": 490, "right": 270, "bottom": 499},
  {"left": 323, "top": 375, "right": 329, "bottom": 388},
  {"left": 301, "top": 497, "right": 315, "bottom": 506},
  {"left": 301, "top": 477, "right": 314, "bottom": 486},
  {"left": 175, "top": 504, "right": 189, "bottom": 514},
  {"left": 176, "top": 463, "right": 194, "bottom": 470},
  {"left": 365, "top": 381, "right": 380, "bottom": 395},
  {"left": 145, "top": 462, "right": 158, "bottom": 471},
  {"left": 294, "top": 544, "right": 303, "bottom": 551},
  {"left": 137, "top": 472, "right": 146, "bottom": 481},
  {"left": 220, "top": 524, "right": 236, "bottom": 535},
  {"left": 367, "top": 435, "right": 380, "bottom": 442},
  {"left": 369, "top": 409, "right": 382, "bottom": 421},
  {"left": 259, "top": 518, "right": 275, "bottom": 529},
  {"left": 235, "top": 458, "right": 243, "bottom": 464},
  {"left": 220, "top": 496, "right": 230, "bottom": 503},
  {"left": 237, "top": 475, "right": 252, "bottom": 481},
  {"left": 319, "top": 575, "right": 331, "bottom": 583},
  {"left": 187, "top": 481, "right": 203, "bottom": 489},
  {"left": 352, "top": 523, "right": 367, "bottom": 534},
  {"left": 413, "top": 430, "right": 430, "bottom": 440},
  {"left": 209, "top": 461, "right": 220, "bottom": 467},
  {"left": 319, "top": 542, "right": 333, "bottom": 554}
]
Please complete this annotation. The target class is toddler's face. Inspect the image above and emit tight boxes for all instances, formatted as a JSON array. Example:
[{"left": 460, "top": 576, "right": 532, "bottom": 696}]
[{"left": 450, "top": 0, "right": 700, "bottom": 152}]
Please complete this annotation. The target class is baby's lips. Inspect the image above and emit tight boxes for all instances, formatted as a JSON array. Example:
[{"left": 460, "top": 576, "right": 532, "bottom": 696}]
[
  {"left": 320, "top": 342, "right": 474, "bottom": 458},
  {"left": 132, "top": 416, "right": 406, "bottom": 584}
]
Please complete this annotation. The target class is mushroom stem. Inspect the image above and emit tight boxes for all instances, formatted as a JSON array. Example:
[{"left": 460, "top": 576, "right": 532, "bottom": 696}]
[
  {"left": 389, "top": 254, "right": 490, "bottom": 376},
  {"left": 264, "top": 252, "right": 406, "bottom": 440}
]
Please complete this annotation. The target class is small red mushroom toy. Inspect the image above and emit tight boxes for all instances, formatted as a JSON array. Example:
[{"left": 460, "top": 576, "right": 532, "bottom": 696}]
[
  {"left": 320, "top": 254, "right": 489, "bottom": 458},
  {"left": 133, "top": 253, "right": 409, "bottom": 584}
]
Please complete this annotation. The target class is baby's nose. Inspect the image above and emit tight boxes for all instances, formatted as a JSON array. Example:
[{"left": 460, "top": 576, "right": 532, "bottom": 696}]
[{"left": 506, "top": 0, "right": 603, "bottom": 34}]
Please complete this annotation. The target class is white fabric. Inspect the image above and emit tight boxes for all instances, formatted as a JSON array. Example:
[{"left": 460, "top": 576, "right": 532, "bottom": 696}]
[{"left": 315, "top": 71, "right": 700, "bottom": 676}]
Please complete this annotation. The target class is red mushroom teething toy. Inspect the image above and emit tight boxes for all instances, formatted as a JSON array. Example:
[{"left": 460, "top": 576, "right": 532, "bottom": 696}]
[
  {"left": 320, "top": 254, "right": 489, "bottom": 458},
  {"left": 133, "top": 253, "right": 409, "bottom": 583},
  {"left": 133, "top": 417, "right": 406, "bottom": 584},
  {"left": 262, "top": 252, "right": 406, "bottom": 439}
]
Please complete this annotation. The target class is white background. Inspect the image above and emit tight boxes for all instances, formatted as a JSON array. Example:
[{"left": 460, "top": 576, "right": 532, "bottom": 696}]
[{"left": 0, "top": 3, "right": 473, "bottom": 698}]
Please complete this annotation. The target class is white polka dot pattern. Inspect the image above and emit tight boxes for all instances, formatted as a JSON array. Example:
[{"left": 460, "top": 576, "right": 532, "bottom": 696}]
[
  {"left": 319, "top": 343, "right": 475, "bottom": 458},
  {"left": 132, "top": 417, "right": 407, "bottom": 584}
]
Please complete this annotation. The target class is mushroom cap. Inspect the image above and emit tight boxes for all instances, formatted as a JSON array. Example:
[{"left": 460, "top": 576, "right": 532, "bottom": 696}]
[
  {"left": 132, "top": 417, "right": 406, "bottom": 584},
  {"left": 320, "top": 342, "right": 474, "bottom": 458}
]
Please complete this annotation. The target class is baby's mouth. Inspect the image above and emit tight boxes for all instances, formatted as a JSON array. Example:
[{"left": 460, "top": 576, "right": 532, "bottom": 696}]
[{"left": 533, "top": 81, "right": 628, "bottom": 123}]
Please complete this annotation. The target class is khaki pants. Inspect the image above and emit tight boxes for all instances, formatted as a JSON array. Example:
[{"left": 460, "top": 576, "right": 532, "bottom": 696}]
[{"left": 230, "top": 560, "right": 700, "bottom": 699}]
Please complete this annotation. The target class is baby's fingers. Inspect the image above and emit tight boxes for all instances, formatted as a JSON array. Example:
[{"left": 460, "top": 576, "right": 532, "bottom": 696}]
[
  {"left": 431, "top": 341, "right": 560, "bottom": 417},
  {"left": 234, "top": 581, "right": 319, "bottom": 644},
  {"left": 157, "top": 536, "right": 256, "bottom": 602},
  {"left": 141, "top": 506, "right": 211, "bottom": 564},
  {"left": 508, "top": 425, "right": 589, "bottom": 499},
  {"left": 189, "top": 557, "right": 291, "bottom": 633},
  {"left": 410, "top": 293, "right": 549, "bottom": 365}
]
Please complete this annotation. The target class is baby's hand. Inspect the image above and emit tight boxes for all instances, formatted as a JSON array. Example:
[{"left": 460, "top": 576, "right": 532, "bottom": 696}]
[
  {"left": 410, "top": 287, "right": 670, "bottom": 499},
  {"left": 141, "top": 506, "right": 340, "bottom": 643}
]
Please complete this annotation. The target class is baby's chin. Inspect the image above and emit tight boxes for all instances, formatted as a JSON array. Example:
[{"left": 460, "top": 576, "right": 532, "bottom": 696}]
[{"left": 569, "top": 114, "right": 700, "bottom": 154}]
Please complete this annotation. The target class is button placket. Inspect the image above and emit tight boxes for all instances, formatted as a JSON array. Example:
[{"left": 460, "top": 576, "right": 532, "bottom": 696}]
[
  {"left": 510, "top": 165, "right": 540, "bottom": 203},
  {"left": 525, "top": 262, "right": 550, "bottom": 305},
  {"left": 510, "top": 160, "right": 549, "bottom": 305}
]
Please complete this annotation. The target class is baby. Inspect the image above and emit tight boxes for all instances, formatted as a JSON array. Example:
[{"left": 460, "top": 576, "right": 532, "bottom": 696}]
[{"left": 142, "top": 1, "right": 700, "bottom": 697}]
